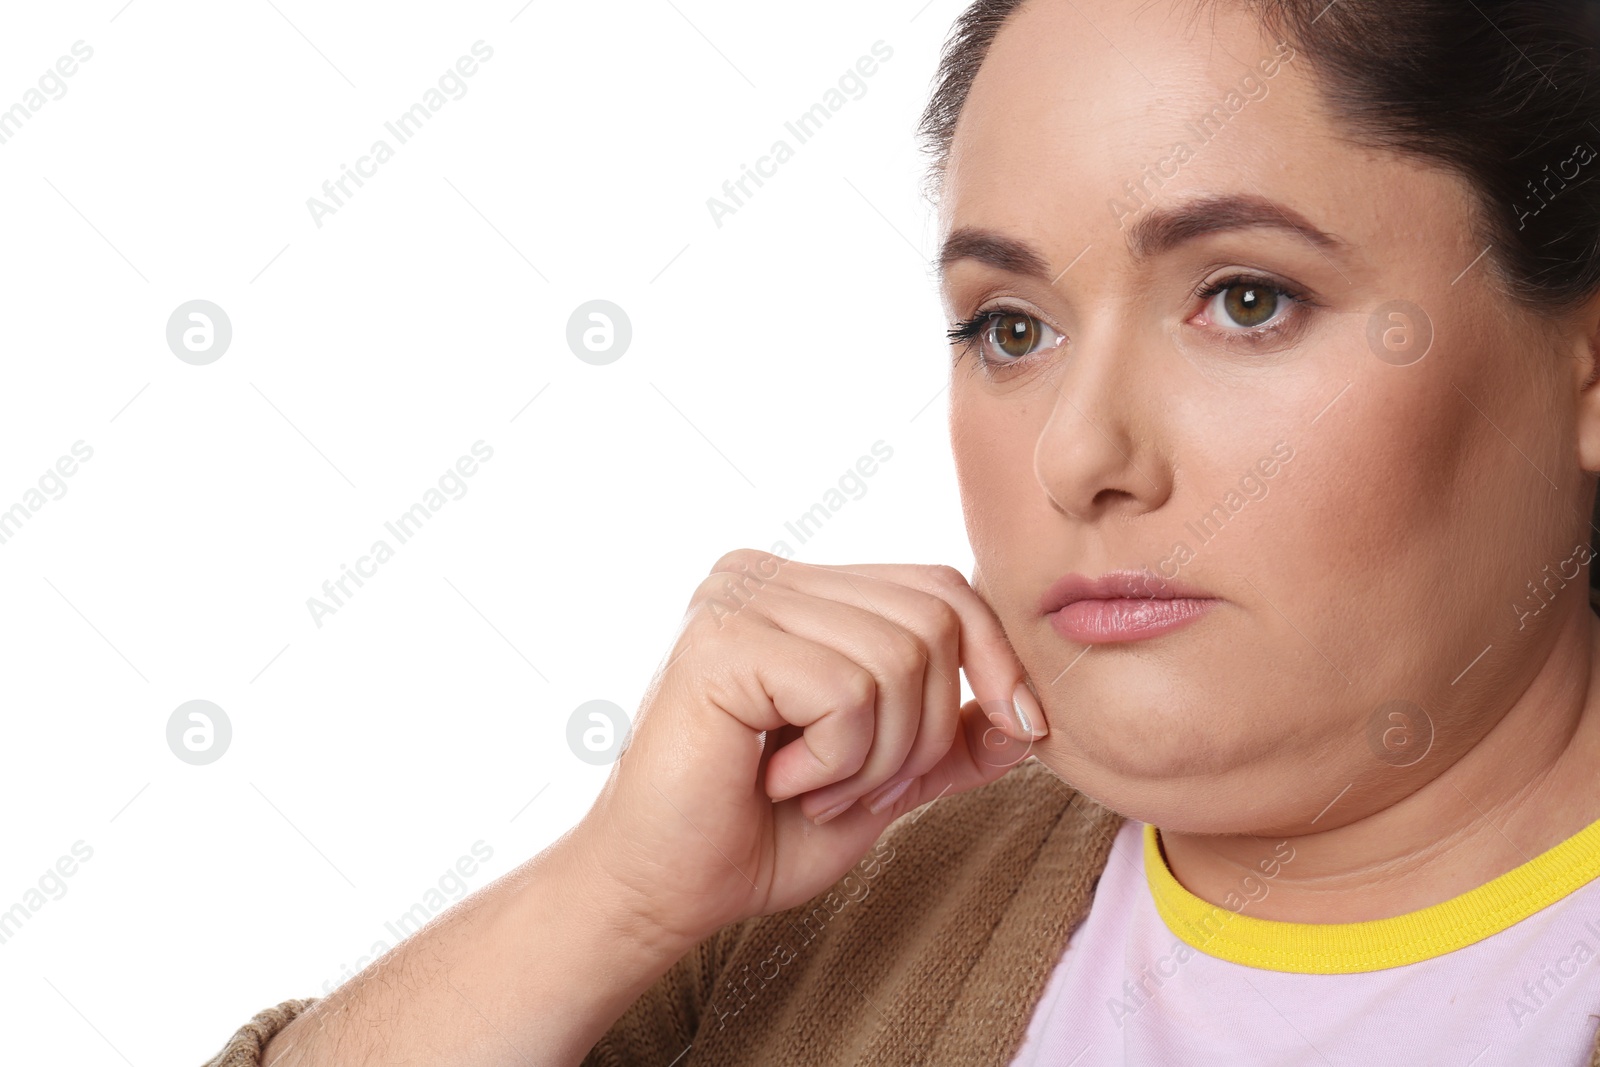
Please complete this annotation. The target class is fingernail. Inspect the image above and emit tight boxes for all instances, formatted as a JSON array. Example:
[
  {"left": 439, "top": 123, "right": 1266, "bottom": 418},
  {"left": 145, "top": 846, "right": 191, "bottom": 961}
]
[
  {"left": 1012, "top": 681, "right": 1048, "bottom": 738},
  {"left": 812, "top": 798, "right": 854, "bottom": 826},
  {"left": 863, "top": 778, "right": 913, "bottom": 814}
]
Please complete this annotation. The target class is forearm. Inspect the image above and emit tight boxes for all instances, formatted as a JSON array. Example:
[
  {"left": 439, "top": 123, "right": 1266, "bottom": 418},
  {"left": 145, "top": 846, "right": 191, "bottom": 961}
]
[{"left": 261, "top": 830, "right": 698, "bottom": 1067}]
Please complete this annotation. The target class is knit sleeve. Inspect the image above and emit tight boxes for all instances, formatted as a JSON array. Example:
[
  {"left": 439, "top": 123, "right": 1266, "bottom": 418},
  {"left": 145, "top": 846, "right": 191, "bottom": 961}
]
[
  {"left": 196, "top": 922, "right": 744, "bottom": 1067},
  {"left": 579, "top": 917, "right": 748, "bottom": 1066},
  {"left": 199, "top": 997, "right": 318, "bottom": 1067}
]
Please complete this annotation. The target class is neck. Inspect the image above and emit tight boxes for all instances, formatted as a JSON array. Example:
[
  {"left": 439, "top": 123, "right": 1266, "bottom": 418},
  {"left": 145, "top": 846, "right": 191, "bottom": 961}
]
[{"left": 1159, "top": 602, "right": 1600, "bottom": 924}]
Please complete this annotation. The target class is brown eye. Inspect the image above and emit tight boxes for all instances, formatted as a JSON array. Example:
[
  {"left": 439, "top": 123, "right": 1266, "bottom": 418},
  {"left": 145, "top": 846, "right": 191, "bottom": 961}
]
[
  {"left": 982, "top": 312, "right": 1064, "bottom": 363},
  {"left": 990, "top": 313, "right": 1039, "bottom": 359},
  {"left": 1216, "top": 283, "right": 1280, "bottom": 329}
]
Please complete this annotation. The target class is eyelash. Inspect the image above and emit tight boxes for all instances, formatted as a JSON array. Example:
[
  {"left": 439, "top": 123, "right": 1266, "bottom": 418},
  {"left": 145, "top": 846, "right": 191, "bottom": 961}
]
[
  {"left": 946, "top": 272, "right": 1311, "bottom": 371},
  {"left": 945, "top": 307, "right": 1061, "bottom": 375}
]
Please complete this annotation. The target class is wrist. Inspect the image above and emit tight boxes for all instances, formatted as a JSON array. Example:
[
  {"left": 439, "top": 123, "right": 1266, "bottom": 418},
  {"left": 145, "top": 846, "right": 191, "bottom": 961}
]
[{"left": 532, "top": 823, "right": 711, "bottom": 968}]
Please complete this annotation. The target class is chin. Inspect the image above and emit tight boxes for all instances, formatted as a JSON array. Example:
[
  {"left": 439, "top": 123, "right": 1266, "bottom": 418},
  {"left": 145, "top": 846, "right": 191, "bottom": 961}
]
[{"left": 1036, "top": 682, "right": 1283, "bottom": 787}]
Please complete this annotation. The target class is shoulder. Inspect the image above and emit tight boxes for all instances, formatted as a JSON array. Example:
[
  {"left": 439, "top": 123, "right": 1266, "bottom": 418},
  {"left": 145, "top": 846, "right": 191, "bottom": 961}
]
[{"left": 201, "top": 998, "right": 318, "bottom": 1067}]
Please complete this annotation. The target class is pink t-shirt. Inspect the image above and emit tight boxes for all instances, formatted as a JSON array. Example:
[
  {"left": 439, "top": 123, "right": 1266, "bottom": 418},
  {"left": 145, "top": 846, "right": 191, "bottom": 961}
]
[{"left": 1010, "top": 817, "right": 1600, "bottom": 1065}]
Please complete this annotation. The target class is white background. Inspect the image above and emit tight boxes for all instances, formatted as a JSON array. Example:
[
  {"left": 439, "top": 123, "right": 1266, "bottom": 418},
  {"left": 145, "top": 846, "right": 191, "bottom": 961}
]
[{"left": 0, "top": 1, "right": 982, "bottom": 1062}]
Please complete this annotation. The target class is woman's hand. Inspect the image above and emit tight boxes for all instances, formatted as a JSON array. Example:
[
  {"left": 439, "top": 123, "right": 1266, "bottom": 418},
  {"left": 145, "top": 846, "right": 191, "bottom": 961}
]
[
  {"left": 257, "top": 549, "right": 1049, "bottom": 1067},
  {"left": 574, "top": 549, "right": 1049, "bottom": 953}
]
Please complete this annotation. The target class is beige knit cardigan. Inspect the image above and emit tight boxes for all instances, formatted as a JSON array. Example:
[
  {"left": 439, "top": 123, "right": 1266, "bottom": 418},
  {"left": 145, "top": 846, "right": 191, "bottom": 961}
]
[{"left": 200, "top": 758, "right": 1600, "bottom": 1066}]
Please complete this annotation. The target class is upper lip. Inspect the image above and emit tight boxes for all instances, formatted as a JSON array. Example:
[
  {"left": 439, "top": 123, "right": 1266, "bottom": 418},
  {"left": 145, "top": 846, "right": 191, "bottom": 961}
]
[{"left": 1037, "top": 569, "right": 1216, "bottom": 616}]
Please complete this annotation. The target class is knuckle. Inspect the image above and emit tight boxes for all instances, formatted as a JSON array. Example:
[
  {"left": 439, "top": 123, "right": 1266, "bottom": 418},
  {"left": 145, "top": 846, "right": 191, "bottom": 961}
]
[
  {"left": 924, "top": 596, "right": 961, "bottom": 649},
  {"left": 696, "top": 551, "right": 789, "bottom": 622},
  {"left": 898, "top": 708, "right": 963, "bottom": 779},
  {"left": 687, "top": 572, "right": 762, "bottom": 629},
  {"left": 691, "top": 570, "right": 739, "bottom": 606},
  {"left": 709, "top": 547, "right": 788, "bottom": 579},
  {"left": 879, "top": 631, "right": 928, "bottom": 685},
  {"left": 833, "top": 664, "right": 878, "bottom": 718},
  {"left": 697, "top": 651, "right": 751, "bottom": 717},
  {"left": 833, "top": 707, "right": 873, "bottom": 777},
  {"left": 923, "top": 563, "right": 970, "bottom": 593},
  {"left": 709, "top": 547, "right": 756, "bottom": 574}
]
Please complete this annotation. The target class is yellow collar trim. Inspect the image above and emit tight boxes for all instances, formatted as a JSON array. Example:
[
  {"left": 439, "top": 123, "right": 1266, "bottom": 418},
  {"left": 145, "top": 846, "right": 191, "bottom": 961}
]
[{"left": 1142, "top": 816, "right": 1600, "bottom": 974}]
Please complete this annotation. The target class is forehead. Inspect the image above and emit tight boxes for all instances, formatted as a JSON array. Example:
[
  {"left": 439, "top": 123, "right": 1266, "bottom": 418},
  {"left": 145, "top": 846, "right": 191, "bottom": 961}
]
[{"left": 937, "top": 0, "right": 1415, "bottom": 281}]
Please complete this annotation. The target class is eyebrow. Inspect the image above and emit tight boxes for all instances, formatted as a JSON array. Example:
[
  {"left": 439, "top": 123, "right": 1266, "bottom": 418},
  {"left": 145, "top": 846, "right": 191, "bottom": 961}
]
[{"left": 936, "top": 194, "right": 1351, "bottom": 283}]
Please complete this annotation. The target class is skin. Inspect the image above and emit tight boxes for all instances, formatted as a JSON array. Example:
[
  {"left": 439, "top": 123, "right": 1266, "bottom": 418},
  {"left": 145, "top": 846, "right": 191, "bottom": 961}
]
[{"left": 940, "top": 0, "right": 1600, "bottom": 922}]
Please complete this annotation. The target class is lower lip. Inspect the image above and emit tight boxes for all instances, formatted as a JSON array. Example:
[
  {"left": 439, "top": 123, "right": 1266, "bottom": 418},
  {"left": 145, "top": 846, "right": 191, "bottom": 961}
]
[{"left": 1046, "top": 598, "right": 1218, "bottom": 644}]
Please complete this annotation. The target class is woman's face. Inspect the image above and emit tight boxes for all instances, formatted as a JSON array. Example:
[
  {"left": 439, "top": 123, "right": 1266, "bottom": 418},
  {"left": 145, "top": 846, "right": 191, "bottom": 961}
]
[{"left": 941, "top": 0, "right": 1595, "bottom": 833}]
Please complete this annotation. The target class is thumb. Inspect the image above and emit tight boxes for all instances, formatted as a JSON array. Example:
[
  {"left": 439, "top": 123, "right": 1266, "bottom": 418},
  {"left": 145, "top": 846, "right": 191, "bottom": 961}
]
[{"left": 964, "top": 561, "right": 1048, "bottom": 743}]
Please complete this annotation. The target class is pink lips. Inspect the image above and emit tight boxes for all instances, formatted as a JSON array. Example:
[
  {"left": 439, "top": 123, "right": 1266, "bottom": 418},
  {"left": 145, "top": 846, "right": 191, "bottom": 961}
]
[{"left": 1037, "top": 570, "right": 1218, "bottom": 644}]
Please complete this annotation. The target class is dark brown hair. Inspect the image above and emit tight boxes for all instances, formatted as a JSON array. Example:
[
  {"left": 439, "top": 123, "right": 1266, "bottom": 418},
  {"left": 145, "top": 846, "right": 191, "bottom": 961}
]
[{"left": 916, "top": 0, "right": 1600, "bottom": 584}]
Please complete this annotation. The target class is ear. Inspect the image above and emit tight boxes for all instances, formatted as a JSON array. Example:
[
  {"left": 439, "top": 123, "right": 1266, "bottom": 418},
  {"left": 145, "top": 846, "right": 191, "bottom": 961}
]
[
  {"left": 1575, "top": 290, "right": 1600, "bottom": 472},
  {"left": 1574, "top": 299, "right": 1600, "bottom": 602}
]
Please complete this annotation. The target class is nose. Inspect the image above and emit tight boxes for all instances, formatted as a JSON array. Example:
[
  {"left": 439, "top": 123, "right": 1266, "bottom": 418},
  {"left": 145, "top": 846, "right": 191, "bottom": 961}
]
[{"left": 1032, "top": 323, "right": 1173, "bottom": 523}]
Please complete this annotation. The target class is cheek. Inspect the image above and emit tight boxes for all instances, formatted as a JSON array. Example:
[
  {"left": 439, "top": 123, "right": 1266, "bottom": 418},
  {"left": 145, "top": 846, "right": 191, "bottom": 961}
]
[
  {"left": 1250, "top": 322, "right": 1557, "bottom": 685},
  {"left": 950, "top": 385, "right": 1029, "bottom": 499},
  {"left": 950, "top": 386, "right": 1047, "bottom": 588},
  {"left": 1309, "top": 327, "right": 1559, "bottom": 594},
  {"left": 1298, "top": 382, "right": 1471, "bottom": 574}
]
